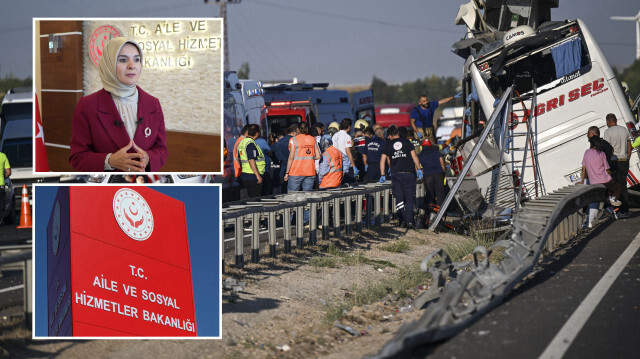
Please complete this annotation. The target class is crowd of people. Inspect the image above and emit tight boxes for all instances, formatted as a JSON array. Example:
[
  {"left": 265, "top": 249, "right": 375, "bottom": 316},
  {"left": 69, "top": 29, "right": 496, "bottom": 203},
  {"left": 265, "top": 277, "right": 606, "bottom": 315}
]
[
  {"left": 230, "top": 97, "right": 635, "bottom": 231},
  {"left": 231, "top": 112, "right": 451, "bottom": 230}
]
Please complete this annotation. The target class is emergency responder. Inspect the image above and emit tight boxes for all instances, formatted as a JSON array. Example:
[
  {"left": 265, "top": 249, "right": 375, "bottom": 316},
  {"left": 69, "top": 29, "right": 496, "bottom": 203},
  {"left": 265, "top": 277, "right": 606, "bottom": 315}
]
[
  {"left": 273, "top": 124, "right": 299, "bottom": 194},
  {"left": 379, "top": 125, "right": 423, "bottom": 229},
  {"left": 284, "top": 122, "right": 321, "bottom": 192},
  {"left": 363, "top": 126, "right": 385, "bottom": 182},
  {"left": 333, "top": 118, "right": 357, "bottom": 183},
  {"left": 410, "top": 94, "right": 455, "bottom": 143},
  {"left": 318, "top": 135, "right": 350, "bottom": 189},
  {"left": 238, "top": 125, "right": 266, "bottom": 198}
]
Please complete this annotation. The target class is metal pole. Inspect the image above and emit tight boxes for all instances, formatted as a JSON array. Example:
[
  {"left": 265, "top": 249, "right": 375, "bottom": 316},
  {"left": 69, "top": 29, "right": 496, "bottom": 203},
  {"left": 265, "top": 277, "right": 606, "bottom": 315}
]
[
  {"left": 345, "top": 194, "right": 353, "bottom": 236},
  {"left": 296, "top": 204, "right": 304, "bottom": 248},
  {"left": 235, "top": 215, "right": 244, "bottom": 268},
  {"left": 309, "top": 201, "right": 318, "bottom": 245},
  {"left": 322, "top": 198, "right": 330, "bottom": 241},
  {"left": 251, "top": 212, "right": 260, "bottom": 263},
  {"left": 355, "top": 193, "right": 363, "bottom": 231},
  {"left": 283, "top": 207, "right": 292, "bottom": 253},
  {"left": 333, "top": 197, "right": 341, "bottom": 238},
  {"left": 268, "top": 210, "right": 277, "bottom": 258},
  {"left": 429, "top": 87, "right": 513, "bottom": 231}
]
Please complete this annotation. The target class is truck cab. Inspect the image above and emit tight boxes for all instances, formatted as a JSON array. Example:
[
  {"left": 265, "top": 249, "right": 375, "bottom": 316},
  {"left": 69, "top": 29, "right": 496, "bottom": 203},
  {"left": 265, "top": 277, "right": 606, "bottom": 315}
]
[{"left": 262, "top": 83, "right": 375, "bottom": 136}]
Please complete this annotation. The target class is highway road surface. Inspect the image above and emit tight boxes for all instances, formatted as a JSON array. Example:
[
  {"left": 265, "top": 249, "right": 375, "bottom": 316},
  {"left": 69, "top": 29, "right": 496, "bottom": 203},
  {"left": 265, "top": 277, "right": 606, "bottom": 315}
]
[{"left": 416, "top": 213, "right": 640, "bottom": 359}]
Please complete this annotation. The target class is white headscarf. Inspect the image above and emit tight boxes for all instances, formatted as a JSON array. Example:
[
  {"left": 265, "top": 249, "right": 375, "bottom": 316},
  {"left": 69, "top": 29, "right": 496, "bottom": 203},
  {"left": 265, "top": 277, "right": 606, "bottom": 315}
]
[{"left": 98, "top": 37, "right": 143, "bottom": 98}]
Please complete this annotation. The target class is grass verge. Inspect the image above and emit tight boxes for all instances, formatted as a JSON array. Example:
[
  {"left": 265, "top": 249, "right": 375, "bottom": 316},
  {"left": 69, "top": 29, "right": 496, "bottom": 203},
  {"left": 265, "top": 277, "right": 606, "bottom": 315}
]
[{"left": 325, "top": 263, "right": 429, "bottom": 324}]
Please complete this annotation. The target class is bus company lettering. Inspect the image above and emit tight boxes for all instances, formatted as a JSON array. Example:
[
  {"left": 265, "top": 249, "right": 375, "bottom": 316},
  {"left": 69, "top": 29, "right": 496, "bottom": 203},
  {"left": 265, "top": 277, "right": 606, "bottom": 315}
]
[{"left": 510, "top": 78, "right": 607, "bottom": 123}]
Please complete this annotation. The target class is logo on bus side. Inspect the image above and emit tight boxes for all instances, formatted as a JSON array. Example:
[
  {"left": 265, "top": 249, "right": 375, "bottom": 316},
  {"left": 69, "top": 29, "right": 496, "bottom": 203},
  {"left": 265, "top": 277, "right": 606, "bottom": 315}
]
[{"left": 113, "top": 188, "right": 154, "bottom": 241}]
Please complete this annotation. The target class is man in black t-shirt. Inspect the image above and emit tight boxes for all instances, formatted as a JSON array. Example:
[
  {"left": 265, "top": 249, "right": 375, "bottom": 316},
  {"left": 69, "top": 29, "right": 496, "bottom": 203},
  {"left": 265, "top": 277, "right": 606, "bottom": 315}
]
[{"left": 379, "top": 125, "right": 423, "bottom": 229}]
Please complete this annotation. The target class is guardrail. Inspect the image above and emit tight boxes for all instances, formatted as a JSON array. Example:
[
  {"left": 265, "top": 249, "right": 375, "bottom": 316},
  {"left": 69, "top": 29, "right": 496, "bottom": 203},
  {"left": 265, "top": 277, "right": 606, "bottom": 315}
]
[
  {"left": 370, "top": 184, "right": 637, "bottom": 358},
  {"left": 0, "top": 249, "right": 32, "bottom": 327},
  {"left": 222, "top": 181, "right": 429, "bottom": 269}
]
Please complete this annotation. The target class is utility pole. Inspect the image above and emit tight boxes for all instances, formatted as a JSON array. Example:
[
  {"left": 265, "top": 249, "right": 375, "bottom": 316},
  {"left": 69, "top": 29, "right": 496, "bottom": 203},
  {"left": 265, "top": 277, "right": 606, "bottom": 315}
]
[{"left": 204, "top": 0, "right": 241, "bottom": 71}]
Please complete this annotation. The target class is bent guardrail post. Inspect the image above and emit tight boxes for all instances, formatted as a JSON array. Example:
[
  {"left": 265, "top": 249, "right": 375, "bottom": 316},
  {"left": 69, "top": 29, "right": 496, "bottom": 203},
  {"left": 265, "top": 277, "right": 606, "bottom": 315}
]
[{"left": 370, "top": 184, "right": 624, "bottom": 358}]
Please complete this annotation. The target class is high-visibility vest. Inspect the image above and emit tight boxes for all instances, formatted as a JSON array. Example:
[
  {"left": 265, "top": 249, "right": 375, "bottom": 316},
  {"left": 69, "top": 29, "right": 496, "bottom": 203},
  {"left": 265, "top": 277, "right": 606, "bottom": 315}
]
[
  {"left": 232, "top": 135, "right": 245, "bottom": 177},
  {"left": 238, "top": 137, "right": 266, "bottom": 175},
  {"left": 288, "top": 134, "right": 316, "bottom": 176},
  {"left": 320, "top": 146, "right": 343, "bottom": 188}
]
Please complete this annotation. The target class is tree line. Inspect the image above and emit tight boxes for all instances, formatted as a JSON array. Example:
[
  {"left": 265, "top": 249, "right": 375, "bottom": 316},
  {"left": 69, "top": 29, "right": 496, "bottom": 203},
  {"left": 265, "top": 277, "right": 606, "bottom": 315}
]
[
  {"left": 615, "top": 58, "right": 640, "bottom": 102},
  {"left": 0, "top": 67, "right": 32, "bottom": 103},
  {"left": 369, "top": 75, "right": 461, "bottom": 104}
]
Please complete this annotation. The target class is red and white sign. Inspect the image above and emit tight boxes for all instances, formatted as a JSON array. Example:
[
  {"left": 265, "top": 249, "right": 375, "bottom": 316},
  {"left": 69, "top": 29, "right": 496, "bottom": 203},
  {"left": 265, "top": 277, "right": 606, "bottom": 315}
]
[
  {"left": 89, "top": 25, "right": 121, "bottom": 66},
  {"left": 113, "top": 188, "right": 154, "bottom": 241},
  {"left": 62, "top": 186, "right": 196, "bottom": 336}
]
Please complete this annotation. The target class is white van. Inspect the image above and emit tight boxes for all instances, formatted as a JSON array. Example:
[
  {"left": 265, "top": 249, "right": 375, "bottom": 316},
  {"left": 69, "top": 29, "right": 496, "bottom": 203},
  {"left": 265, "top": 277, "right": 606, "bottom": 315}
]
[{"left": 1, "top": 87, "right": 58, "bottom": 220}]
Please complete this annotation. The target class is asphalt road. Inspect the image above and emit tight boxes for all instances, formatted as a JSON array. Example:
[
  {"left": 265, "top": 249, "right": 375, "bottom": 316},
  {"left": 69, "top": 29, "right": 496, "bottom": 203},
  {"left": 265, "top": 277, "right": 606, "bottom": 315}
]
[
  {"left": 417, "top": 213, "right": 640, "bottom": 359},
  {"left": 0, "top": 224, "right": 31, "bottom": 318}
]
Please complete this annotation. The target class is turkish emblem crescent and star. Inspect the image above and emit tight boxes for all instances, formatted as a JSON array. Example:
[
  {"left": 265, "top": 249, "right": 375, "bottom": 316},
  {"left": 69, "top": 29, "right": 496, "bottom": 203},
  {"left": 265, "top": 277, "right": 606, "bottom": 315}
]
[{"left": 113, "top": 188, "right": 154, "bottom": 241}]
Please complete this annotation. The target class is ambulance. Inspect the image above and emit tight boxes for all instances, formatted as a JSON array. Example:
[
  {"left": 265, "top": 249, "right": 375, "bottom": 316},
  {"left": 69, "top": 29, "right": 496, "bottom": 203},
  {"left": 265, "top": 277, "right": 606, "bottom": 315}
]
[{"left": 262, "top": 83, "right": 375, "bottom": 136}]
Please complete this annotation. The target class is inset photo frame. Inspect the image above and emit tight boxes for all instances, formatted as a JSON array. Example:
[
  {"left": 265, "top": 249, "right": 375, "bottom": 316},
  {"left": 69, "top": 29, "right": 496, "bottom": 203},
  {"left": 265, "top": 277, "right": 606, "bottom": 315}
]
[{"left": 34, "top": 18, "right": 223, "bottom": 174}]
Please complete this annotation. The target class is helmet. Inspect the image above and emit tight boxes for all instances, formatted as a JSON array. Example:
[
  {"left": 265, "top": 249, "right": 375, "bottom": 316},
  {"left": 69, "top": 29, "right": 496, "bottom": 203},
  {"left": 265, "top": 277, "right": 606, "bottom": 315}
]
[
  {"left": 422, "top": 139, "right": 433, "bottom": 147},
  {"left": 355, "top": 119, "right": 368, "bottom": 131},
  {"left": 320, "top": 134, "right": 333, "bottom": 151},
  {"left": 328, "top": 121, "right": 340, "bottom": 136}
]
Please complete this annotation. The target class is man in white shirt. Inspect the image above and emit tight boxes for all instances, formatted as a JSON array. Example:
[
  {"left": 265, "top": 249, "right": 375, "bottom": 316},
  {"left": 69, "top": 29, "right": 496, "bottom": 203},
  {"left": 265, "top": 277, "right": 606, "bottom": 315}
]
[
  {"left": 332, "top": 118, "right": 356, "bottom": 182},
  {"left": 603, "top": 113, "right": 632, "bottom": 217}
]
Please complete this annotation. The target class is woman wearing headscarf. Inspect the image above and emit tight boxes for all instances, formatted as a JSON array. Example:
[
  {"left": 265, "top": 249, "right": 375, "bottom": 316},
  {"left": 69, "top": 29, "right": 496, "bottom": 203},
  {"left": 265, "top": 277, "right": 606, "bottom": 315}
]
[{"left": 69, "top": 37, "right": 168, "bottom": 172}]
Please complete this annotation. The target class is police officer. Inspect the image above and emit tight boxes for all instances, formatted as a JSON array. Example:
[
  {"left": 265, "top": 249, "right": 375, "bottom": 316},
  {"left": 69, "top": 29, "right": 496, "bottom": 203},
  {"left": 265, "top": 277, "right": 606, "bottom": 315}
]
[
  {"left": 238, "top": 125, "right": 266, "bottom": 198},
  {"left": 379, "top": 125, "right": 423, "bottom": 229}
]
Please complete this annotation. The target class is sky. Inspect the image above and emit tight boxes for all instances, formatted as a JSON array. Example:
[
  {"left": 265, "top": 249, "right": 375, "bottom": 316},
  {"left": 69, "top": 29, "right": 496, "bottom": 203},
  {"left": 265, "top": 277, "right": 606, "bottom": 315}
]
[
  {"left": 33, "top": 184, "right": 221, "bottom": 337},
  {"left": 1, "top": 0, "right": 638, "bottom": 87}
]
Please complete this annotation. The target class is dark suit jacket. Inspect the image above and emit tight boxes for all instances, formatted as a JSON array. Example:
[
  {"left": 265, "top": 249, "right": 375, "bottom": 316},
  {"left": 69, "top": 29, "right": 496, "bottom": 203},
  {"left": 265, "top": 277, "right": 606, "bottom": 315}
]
[{"left": 69, "top": 87, "right": 168, "bottom": 172}]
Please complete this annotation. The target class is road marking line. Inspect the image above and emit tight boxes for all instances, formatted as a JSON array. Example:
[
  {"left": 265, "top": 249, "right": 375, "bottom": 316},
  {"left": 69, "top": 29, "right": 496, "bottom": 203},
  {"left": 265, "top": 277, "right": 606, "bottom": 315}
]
[
  {"left": 539, "top": 232, "right": 640, "bottom": 359},
  {"left": 0, "top": 284, "right": 24, "bottom": 294}
]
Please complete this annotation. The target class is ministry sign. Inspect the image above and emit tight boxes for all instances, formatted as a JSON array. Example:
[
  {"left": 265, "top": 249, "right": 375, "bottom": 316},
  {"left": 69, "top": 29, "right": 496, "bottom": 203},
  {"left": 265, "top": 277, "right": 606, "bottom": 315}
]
[{"left": 47, "top": 186, "right": 197, "bottom": 337}]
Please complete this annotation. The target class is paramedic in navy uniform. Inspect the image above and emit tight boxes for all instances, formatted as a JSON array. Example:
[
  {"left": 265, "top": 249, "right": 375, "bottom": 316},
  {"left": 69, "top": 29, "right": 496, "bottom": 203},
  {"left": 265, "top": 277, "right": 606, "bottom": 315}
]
[{"left": 379, "top": 125, "right": 423, "bottom": 230}]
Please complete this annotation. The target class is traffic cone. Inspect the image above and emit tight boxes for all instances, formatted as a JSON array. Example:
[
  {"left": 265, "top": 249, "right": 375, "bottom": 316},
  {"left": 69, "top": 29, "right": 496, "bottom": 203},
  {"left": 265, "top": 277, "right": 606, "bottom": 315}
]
[{"left": 17, "top": 185, "right": 32, "bottom": 229}]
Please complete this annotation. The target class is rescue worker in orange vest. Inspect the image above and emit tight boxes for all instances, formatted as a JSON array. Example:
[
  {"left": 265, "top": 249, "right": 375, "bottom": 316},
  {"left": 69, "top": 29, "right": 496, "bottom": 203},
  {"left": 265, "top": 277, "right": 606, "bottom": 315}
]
[
  {"left": 284, "top": 122, "right": 321, "bottom": 192},
  {"left": 318, "top": 135, "right": 350, "bottom": 189}
]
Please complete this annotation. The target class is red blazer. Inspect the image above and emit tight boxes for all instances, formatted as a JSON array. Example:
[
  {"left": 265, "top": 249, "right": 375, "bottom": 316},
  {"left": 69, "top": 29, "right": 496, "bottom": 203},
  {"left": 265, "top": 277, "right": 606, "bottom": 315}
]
[{"left": 69, "top": 87, "right": 168, "bottom": 172}]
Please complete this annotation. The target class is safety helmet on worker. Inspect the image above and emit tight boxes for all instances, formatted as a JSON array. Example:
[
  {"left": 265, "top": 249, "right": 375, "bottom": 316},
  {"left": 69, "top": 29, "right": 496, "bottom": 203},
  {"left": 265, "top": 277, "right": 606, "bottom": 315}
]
[{"left": 354, "top": 119, "right": 368, "bottom": 131}]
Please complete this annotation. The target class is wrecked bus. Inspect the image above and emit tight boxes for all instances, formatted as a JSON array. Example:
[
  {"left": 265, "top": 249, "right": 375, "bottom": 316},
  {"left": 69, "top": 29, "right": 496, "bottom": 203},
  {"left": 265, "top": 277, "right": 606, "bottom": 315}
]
[{"left": 450, "top": 2, "right": 638, "bottom": 215}]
